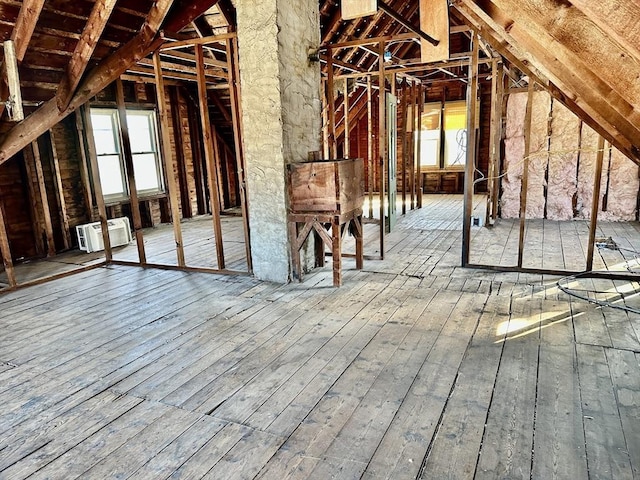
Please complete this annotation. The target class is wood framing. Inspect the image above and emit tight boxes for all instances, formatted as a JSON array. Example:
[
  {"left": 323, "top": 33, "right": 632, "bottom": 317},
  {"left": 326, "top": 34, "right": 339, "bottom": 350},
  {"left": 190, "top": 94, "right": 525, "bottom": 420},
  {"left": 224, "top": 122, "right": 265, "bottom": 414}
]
[
  {"left": 115, "top": 79, "right": 146, "bottom": 264},
  {"left": 461, "top": 33, "right": 478, "bottom": 267},
  {"left": 48, "top": 129, "right": 71, "bottom": 249},
  {"left": 56, "top": 0, "right": 118, "bottom": 111},
  {"left": 0, "top": 199, "right": 16, "bottom": 287},
  {"left": 517, "top": 80, "right": 536, "bottom": 268},
  {"left": 586, "top": 135, "right": 606, "bottom": 271},
  {"left": 153, "top": 52, "right": 186, "bottom": 267},
  {"left": 31, "top": 139, "right": 56, "bottom": 257},
  {"left": 0, "top": 0, "right": 219, "bottom": 164},
  {"left": 378, "top": 41, "right": 386, "bottom": 259},
  {"left": 3, "top": 40, "right": 24, "bottom": 121},
  {"left": 195, "top": 44, "right": 225, "bottom": 269}
]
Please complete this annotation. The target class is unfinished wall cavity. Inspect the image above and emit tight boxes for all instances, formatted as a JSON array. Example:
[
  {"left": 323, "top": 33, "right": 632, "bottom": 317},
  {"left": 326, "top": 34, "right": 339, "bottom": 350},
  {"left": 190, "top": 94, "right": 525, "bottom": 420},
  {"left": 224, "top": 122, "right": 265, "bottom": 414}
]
[
  {"left": 236, "top": 0, "right": 321, "bottom": 282},
  {"left": 501, "top": 89, "right": 640, "bottom": 221}
]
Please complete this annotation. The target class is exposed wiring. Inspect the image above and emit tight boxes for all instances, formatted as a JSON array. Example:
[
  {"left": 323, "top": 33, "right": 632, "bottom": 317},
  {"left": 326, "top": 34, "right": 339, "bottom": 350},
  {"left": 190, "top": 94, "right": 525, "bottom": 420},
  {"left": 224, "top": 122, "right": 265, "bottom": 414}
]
[{"left": 556, "top": 240, "right": 640, "bottom": 314}]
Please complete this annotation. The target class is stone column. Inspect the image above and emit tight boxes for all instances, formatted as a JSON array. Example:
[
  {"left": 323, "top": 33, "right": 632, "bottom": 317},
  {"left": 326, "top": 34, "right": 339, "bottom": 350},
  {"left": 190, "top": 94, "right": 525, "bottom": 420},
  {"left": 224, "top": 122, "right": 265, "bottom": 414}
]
[{"left": 235, "top": 0, "right": 321, "bottom": 283}]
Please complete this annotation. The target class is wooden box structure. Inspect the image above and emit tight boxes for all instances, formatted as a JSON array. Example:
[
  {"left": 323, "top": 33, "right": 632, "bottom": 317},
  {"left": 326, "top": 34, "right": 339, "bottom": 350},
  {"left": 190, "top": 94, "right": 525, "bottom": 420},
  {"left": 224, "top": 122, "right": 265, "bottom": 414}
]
[{"left": 287, "top": 158, "right": 365, "bottom": 286}]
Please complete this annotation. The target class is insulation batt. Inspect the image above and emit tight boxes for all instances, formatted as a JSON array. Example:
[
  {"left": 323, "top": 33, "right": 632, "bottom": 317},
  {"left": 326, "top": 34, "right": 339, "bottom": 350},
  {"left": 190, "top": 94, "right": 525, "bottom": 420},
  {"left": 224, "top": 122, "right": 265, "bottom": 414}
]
[
  {"left": 525, "top": 91, "right": 551, "bottom": 219},
  {"left": 501, "top": 92, "right": 527, "bottom": 219},
  {"left": 599, "top": 145, "right": 640, "bottom": 221},
  {"left": 547, "top": 100, "right": 580, "bottom": 220}
]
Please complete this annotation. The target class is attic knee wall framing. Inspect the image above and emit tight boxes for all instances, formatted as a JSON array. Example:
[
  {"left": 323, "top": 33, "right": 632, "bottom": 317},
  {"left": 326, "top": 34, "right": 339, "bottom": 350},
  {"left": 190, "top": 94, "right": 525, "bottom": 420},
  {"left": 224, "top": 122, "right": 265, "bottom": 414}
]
[{"left": 501, "top": 88, "right": 640, "bottom": 222}]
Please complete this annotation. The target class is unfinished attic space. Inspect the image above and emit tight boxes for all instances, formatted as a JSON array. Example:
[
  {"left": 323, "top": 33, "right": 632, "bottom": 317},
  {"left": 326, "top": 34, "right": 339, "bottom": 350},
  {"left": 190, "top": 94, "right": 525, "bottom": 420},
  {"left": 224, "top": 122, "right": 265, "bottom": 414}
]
[{"left": 0, "top": 0, "right": 639, "bottom": 478}]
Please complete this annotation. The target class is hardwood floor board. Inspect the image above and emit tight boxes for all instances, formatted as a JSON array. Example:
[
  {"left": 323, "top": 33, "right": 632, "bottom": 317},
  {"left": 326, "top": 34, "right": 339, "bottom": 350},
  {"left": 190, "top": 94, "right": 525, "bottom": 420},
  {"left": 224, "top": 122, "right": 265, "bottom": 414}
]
[
  {"left": 245, "top": 276, "right": 420, "bottom": 435},
  {"left": 209, "top": 275, "right": 395, "bottom": 425},
  {"left": 603, "top": 348, "right": 640, "bottom": 478},
  {"left": 334, "top": 288, "right": 481, "bottom": 480},
  {"left": 577, "top": 344, "right": 635, "bottom": 479},
  {"left": 0, "top": 390, "right": 143, "bottom": 477},
  {"left": 165, "top": 422, "right": 255, "bottom": 479},
  {"left": 475, "top": 296, "right": 541, "bottom": 479},
  {"left": 75, "top": 406, "right": 202, "bottom": 479},
  {"left": 125, "top": 416, "right": 228, "bottom": 480},
  {"left": 531, "top": 343, "right": 588, "bottom": 479},
  {"left": 109, "top": 298, "right": 265, "bottom": 397},
  {"left": 254, "top": 279, "right": 427, "bottom": 479},
  {"left": 289, "top": 286, "right": 442, "bottom": 480},
  {"left": 417, "top": 292, "right": 507, "bottom": 479},
  {"left": 201, "top": 428, "right": 285, "bottom": 480},
  {"left": 157, "top": 278, "right": 347, "bottom": 409}
]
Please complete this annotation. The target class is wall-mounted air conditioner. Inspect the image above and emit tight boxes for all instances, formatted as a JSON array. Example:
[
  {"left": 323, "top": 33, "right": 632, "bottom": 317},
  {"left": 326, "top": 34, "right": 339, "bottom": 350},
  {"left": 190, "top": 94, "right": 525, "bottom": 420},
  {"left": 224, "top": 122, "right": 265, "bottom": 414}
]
[{"left": 76, "top": 217, "right": 132, "bottom": 253}]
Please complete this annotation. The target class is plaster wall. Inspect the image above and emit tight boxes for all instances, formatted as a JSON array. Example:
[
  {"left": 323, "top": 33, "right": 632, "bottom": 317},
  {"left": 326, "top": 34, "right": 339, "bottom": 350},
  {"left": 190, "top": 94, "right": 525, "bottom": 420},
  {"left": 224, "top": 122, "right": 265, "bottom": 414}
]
[{"left": 235, "top": 0, "right": 321, "bottom": 283}]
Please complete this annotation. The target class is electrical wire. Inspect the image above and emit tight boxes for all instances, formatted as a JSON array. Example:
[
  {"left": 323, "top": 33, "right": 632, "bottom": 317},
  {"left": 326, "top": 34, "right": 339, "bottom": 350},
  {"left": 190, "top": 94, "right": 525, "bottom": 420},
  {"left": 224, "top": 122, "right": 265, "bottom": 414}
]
[{"left": 556, "top": 240, "right": 640, "bottom": 314}]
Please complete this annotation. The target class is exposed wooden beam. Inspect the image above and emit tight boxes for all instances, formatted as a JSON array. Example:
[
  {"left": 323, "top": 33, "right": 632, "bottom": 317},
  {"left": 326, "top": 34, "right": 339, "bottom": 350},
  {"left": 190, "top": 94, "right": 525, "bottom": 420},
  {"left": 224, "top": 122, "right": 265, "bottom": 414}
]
[
  {"left": 216, "top": 0, "right": 237, "bottom": 30},
  {"left": 452, "top": 0, "right": 640, "bottom": 164},
  {"left": 0, "top": 0, "right": 220, "bottom": 165},
  {"left": 3, "top": 41, "right": 24, "bottom": 121},
  {"left": 0, "top": 0, "right": 45, "bottom": 118},
  {"left": 378, "top": 1, "right": 439, "bottom": 46},
  {"left": 11, "top": 0, "right": 45, "bottom": 61},
  {"left": 56, "top": 0, "right": 118, "bottom": 111},
  {"left": 153, "top": 53, "right": 186, "bottom": 267},
  {"left": 462, "top": 33, "right": 478, "bottom": 267}
]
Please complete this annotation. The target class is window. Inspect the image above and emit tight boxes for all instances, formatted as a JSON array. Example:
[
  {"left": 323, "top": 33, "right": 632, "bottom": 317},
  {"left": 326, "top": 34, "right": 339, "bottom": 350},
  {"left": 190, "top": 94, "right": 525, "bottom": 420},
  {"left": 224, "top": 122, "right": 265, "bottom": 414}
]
[
  {"left": 418, "top": 100, "right": 468, "bottom": 170},
  {"left": 90, "top": 108, "right": 164, "bottom": 201}
]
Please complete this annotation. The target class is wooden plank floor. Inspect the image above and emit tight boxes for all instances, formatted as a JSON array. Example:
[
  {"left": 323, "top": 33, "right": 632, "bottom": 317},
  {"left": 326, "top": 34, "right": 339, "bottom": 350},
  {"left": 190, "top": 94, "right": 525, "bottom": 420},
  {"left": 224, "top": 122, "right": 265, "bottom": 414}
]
[{"left": 1, "top": 195, "right": 639, "bottom": 479}]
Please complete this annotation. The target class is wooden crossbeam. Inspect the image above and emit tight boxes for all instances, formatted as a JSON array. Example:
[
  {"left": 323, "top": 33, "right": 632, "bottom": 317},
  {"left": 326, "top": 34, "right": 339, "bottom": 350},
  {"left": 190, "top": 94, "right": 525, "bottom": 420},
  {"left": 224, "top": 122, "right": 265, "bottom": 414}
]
[
  {"left": 0, "top": 0, "right": 44, "bottom": 118},
  {"left": 0, "top": 0, "right": 220, "bottom": 165},
  {"left": 56, "top": 0, "right": 118, "bottom": 111},
  {"left": 453, "top": 0, "right": 640, "bottom": 164}
]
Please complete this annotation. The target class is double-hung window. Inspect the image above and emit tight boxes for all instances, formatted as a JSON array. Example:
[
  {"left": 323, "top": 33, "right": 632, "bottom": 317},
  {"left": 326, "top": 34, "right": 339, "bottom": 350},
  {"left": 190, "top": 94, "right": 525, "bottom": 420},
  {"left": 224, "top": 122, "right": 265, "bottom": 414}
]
[
  {"left": 90, "top": 108, "right": 164, "bottom": 201},
  {"left": 418, "top": 100, "right": 468, "bottom": 170}
]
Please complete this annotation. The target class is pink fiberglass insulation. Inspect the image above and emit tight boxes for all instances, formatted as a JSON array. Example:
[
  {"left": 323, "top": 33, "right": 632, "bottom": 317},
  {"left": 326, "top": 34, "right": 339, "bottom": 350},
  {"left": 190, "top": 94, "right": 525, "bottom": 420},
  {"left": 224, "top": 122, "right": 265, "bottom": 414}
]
[
  {"left": 501, "top": 92, "right": 527, "bottom": 218},
  {"left": 600, "top": 145, "right": 639, "bottom": 221},
  {"left": 524, "top": 91, "right": 551, "bottom": 219},
  {"left": 547, "top": 100, "right": 580, "bottom": 220},
  {"left": 575, "top": 123, "right": 606, "bottom": 219}
]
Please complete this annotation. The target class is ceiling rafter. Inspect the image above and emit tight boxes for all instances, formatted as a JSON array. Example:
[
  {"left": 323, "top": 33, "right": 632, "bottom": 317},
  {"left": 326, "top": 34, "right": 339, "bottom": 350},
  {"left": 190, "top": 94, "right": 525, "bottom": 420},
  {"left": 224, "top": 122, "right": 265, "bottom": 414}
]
[
  {"left": 0, "top": 0, "right": 222, "bottom": 164},
  {"left": 56, "top": 0, "right": 119, "bottom": 111}
]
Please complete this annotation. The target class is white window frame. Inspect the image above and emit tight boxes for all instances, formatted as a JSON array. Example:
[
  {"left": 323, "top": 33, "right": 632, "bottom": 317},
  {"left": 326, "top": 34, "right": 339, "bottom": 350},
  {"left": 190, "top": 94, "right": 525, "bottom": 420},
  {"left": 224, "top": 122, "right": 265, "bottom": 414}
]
[{"left": 89, "top": 107, "right": 164, "bottom": 202}]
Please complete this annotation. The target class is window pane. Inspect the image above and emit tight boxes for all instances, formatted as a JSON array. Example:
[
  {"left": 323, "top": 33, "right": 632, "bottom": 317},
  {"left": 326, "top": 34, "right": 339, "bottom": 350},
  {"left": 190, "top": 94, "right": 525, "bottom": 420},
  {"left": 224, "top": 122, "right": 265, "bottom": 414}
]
[
  {"left": 97, "top": 155, "right": 125, "bottom": 196},
  {"left": 421, "top": 103, "right": 441, "bottom": 130},
  {"left": 444, "top": 129, "right": 467, "bottom": 167},
  {"left": 133, "top": 153, "right": 160, "bottom": 191},
  {"left": 126, "top": 112, "right": 154, "bottom": 153},
  {"left": 418, "top": 131, "right": 439, "bottom": 168},
  {"left": 90, "top": 111, "right": 117, "bottom": 155},
  {"left": 444, "top": 101, "right": 467, "bottom": 130}
]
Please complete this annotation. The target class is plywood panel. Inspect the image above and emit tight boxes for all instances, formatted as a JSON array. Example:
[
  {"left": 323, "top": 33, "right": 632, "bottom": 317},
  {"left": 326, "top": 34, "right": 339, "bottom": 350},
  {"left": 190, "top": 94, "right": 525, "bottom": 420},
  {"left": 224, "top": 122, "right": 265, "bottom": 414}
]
[
  {"left": 341, "top": 0, "right": 376, "bottom": 20},
  {"left": 420, "top": 0, "right": 449, "bottom": 63}
]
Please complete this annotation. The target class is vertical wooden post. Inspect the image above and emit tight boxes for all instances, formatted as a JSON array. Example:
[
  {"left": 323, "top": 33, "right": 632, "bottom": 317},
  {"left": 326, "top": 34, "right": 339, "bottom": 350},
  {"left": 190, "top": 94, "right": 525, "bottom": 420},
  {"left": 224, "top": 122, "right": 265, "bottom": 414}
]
[
  {"left": 378, "top": 41, "right": 386, "bottom": 258},
  {"left": 322, "top": 78, "right": 330, "bottom": 159},
  {"left": 82, "top": 105, "right": 112, "bottom": 261},
  {"left": 115, "top": 79, "right": 146, "bottom": 264},
  {"left": 367, "top": 76, "right": 374, "bottom": 219},
  {"left": 343, "top": 78, "right": 350, "bottom": 158},
  {"left": 48, "top": 129, "right": 71, "bottom": 249},
  {"left": 517, "top": 79, "right": 536, "bottom": 268},
  {"left": 184, "top": 91, "right": 207, "bottom": 215},
  {"left": 400, "top": 80, "right": 408, "bottom": 215},
  {"left": 153, "top": 54, "right": 186, "bottom": 267},
  {"left": 31, "top": 140, "right": 56, "bottom": 256},
  {"left": 74, "top": 110, "right": 95, "bottom": 219},
  {"left": 462, "top": 32, "right": 479, "bottom": 267},
  {"left": 416, "top": 82, "right": 424, "bottom": 208},
  {"left": 0, "top": 200, "right": 16, "bottom": 287},
  {"left": 489, "top": 60, "right": 504, "bottom": 223},
  {"left": 168, "top": 87, "right": 193, "bottom": 218},
  {"left": 409, "top": 81, "right": 417, "bottom": 210},
  {"left": 227, "top": 36, "right": 253, "bottom": 272},
  {"left": 586, "top": 135, "right": 606, "bottom": 271},
  {"left": 327, "top": 47, "right": 337, "bottom": 159},
  {"left": 195, "top": 44, "right": 225, "bottom": 269}
]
